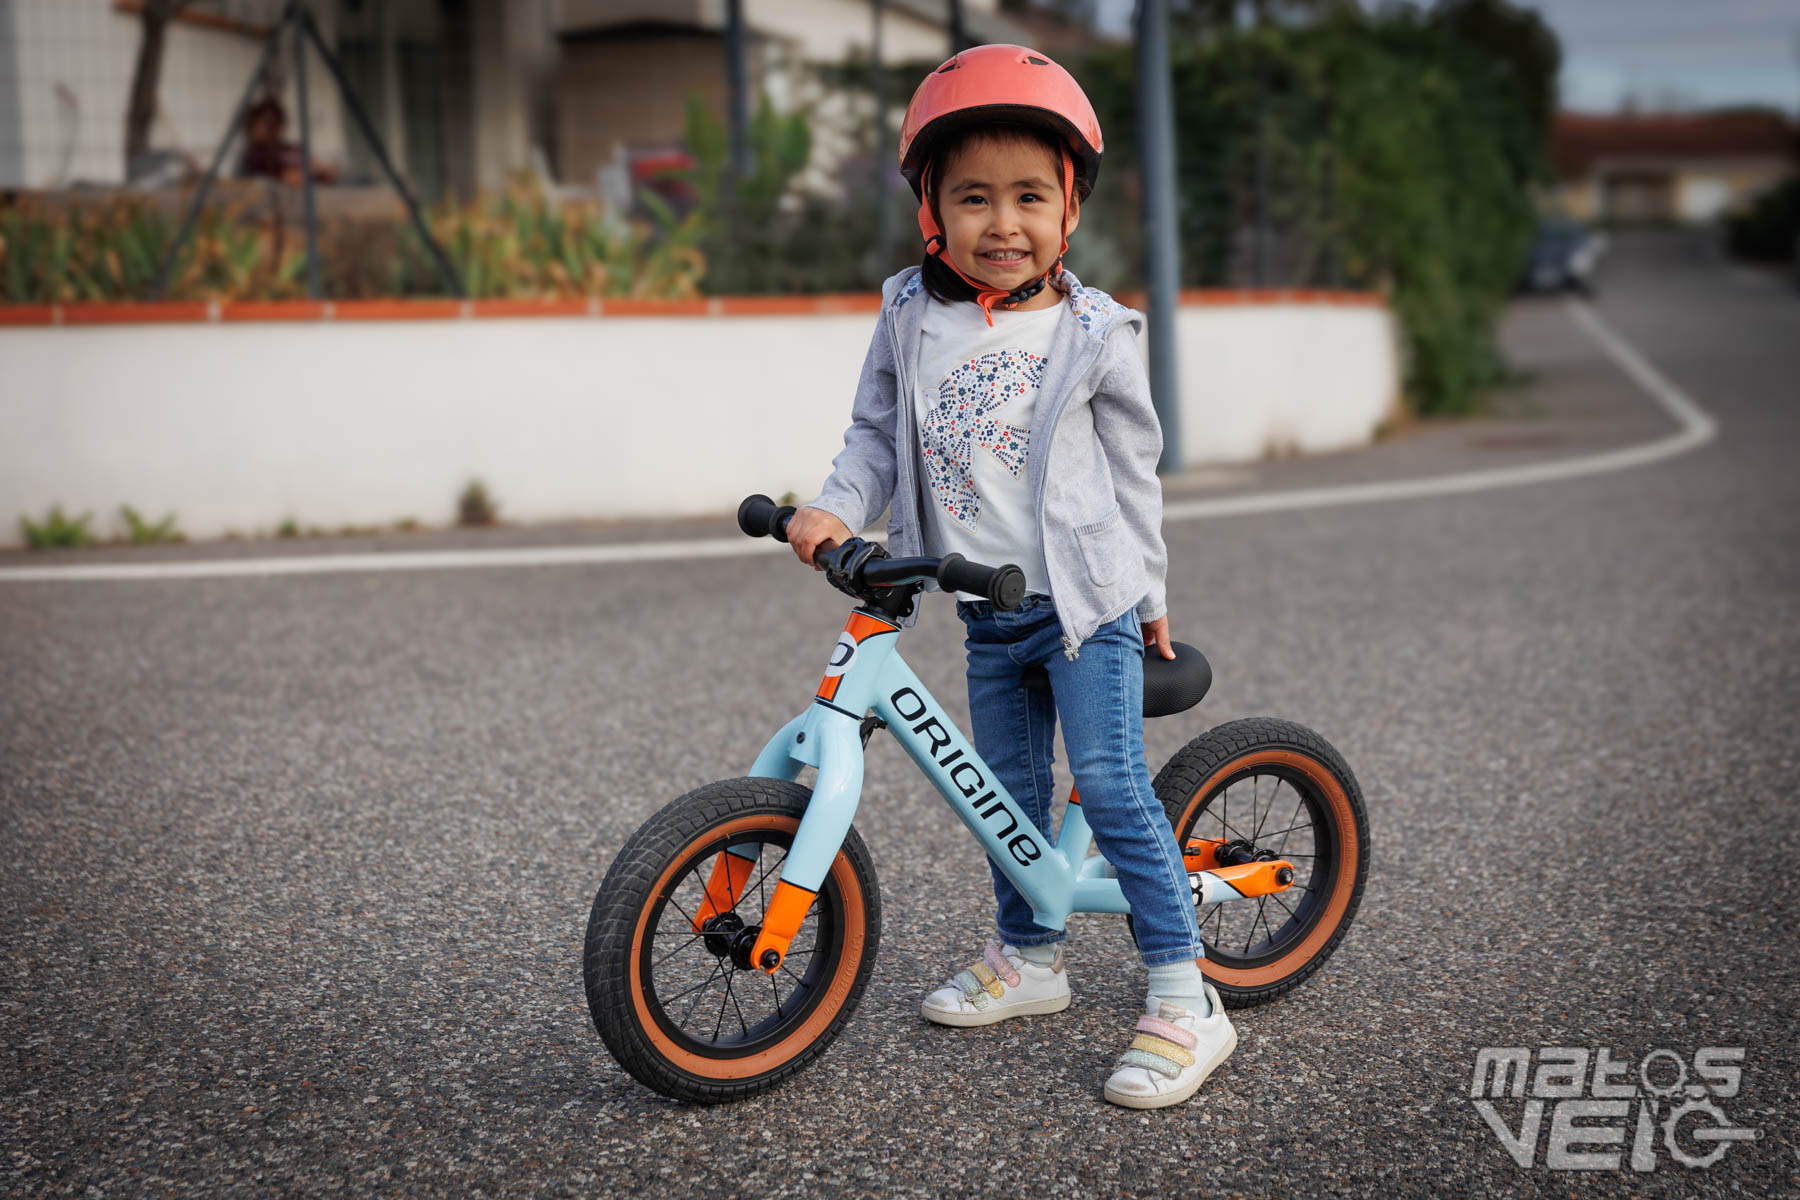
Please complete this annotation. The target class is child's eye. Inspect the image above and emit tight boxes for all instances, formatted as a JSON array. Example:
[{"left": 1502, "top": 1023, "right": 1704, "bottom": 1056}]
[
  {"left": 1021, "top": 193, "right": 1042, "bottom": 203},
  {"left": 962, "top": 195, "right": 987, "bottom": 206}
]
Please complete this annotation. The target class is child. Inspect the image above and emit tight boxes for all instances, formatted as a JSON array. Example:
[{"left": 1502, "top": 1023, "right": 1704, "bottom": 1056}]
[{"left": 785, "top": 44, "right": 1235, "bottom": 1109}]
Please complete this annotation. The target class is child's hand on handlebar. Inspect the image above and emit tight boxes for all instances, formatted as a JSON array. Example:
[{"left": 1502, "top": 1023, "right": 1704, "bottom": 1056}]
[{"left": 788, "top": 506, "right": 853, "bottom": 569}]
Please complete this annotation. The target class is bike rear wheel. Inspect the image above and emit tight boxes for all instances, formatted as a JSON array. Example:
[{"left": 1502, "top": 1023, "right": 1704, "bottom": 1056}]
[
  {"left": 1149, "top": 717, "right": 1369, "bottom": 1009},
  {"left": 583, "top": 777, "right": 881, "bottom": 1103}
]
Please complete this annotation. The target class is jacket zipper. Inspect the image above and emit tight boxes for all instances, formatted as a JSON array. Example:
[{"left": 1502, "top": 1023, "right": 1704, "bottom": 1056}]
[{"left": 1030, "top": 336, "right": 1104, "bottom": 661}]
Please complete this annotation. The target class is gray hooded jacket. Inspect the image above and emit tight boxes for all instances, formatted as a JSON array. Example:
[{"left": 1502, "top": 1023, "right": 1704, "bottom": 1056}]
[{"left": 807, "top": 265, "right": 1168, "bottom": 660}]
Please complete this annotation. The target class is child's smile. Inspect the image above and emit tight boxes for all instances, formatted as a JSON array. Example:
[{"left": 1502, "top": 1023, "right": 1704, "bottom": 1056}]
[{"left": 936, "top": 133, "right": 1080, "bottom": 310}]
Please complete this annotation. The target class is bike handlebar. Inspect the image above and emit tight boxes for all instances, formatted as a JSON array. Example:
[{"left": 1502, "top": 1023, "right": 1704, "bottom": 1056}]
[
  {"left": 736, "top": 493, "right": 1026, "bottom": 611},
  {"left": 737, "top": 494, "right": 796, "bottom": 542}
]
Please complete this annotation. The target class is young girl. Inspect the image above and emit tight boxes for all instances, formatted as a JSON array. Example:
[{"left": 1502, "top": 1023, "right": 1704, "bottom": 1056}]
[{"left": 786, "top": 44, "right": 1235, "bottom": 1109}]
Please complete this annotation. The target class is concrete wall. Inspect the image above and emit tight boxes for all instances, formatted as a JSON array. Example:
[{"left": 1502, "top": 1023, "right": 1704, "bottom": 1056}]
[{"left": 0, "top": 298, "right": 1397, "bottom": 547}]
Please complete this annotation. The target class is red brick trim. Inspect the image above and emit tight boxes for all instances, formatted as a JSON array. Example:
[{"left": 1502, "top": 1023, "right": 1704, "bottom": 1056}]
[
  {"left": 219, "top": 301, "right": 330, "bottom": 323},
  {"left": 58, "top": 302, "right": 212, "bottom": 325},
  {"left": 2, "top": 288, "right": 1382, "bottom": 328}
]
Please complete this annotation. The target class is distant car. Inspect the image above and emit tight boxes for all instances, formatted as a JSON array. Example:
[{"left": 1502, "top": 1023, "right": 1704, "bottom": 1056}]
[{"left": 1521, "top": 218, "right": 1607, "bottom": 294}]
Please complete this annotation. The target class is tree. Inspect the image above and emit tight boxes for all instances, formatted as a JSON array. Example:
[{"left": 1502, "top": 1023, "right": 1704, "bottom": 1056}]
[
  {"left": 124, "top": 0, "right": 196, "bottom": 177},
  {"left": 1429, "top": 0, "right": 1561, "bottom": 146}
]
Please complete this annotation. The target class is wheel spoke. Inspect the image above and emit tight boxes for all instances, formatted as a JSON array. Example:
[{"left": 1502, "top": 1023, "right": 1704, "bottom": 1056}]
[
  {"left": 725, "top": 972, "right": 751, "bottom": 1038},
  {"left": 1272, "top": 795, "right": 1305, "bottom": 854},
  {"left": 737, "top": 850, "right": 789, "bottom": 920},
  {"left": 1244, "top": 896, "right": 1268, "bottom": 953},
  {"left": 1212, "top": 809, "right": 1254, "bottom": 844},
  {"left": 1254, "top": 820, "right": 1313, "bottom": 843},
  {"left": 664, "top": 890, "right": 702, "bottom": 933},
  {"left": 675, "top": 960, "right": 726, "bottom": 1027},
  {"left": 661, "top": 960, "right": 725, "bottom": 1008},
  {"left": 712, "top": 969, "right": 734, "bottom": 1040},
  {"left": 1252, "top": 778, "right": 1278, "bottom": 841},
  {"left": 1268, "top": 889, "right": 1300, "bottom": 923},
  {"left": 757, "top": 844, "right": 769, "bottom": 915},
  {"left": 651, "top": 932, "right": 704, "bottom": 971}
]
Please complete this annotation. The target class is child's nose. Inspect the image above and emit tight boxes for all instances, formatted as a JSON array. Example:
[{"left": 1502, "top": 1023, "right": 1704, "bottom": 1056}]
[{"left": 987, "top": 202, "right": 1022, "bottom": 235}]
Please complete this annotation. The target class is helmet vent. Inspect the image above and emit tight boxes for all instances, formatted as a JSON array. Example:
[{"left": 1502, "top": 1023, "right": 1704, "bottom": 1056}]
[
  {"left": 936, "top": 59, "right": 959, "bottom": 73},
  {"left": 1026, "top": 56, "right": 1049, "bottom": 65}
]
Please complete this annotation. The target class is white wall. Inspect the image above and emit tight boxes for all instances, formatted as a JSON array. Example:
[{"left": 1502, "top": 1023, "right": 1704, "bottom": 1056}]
[
  {"left": 0, "top": 303, "right": 1398, "bottom": 547},
  {"left": 1175, "top": 303, "right": 1398, "bottom": 463}
]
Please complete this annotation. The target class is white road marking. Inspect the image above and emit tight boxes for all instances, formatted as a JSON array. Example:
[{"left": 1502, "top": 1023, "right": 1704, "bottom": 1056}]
[
  {"left": 0, "top": 300, "right": 1718, "bottom": 585},
  {"left": 1163, "top": 300, "right": 1716, "bottom": 521}
]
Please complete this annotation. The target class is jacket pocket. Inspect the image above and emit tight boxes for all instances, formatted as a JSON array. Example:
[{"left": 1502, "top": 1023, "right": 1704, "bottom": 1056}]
[{"left": 1074, "top": 504, "right": 1127, "bottom": 587}]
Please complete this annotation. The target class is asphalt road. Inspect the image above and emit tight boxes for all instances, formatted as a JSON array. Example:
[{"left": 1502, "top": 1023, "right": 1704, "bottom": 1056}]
[{"left": 3, "top": 231, "right": 1797, "bottom": 1197}]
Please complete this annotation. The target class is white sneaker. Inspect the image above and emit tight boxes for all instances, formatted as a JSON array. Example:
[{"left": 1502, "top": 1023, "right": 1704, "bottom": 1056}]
[
  {"left": 919, "top": 939, "right": 1072, "bottom": 1028},
  {"left": 1102, "top": 984, "right": 1237, "bottom": 1109}
]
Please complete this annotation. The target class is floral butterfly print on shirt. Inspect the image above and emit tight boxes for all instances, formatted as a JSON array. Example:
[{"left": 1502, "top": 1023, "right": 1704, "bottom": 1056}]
[{"left": 920, "top": 349, "right": 1049, "bottom": 530}]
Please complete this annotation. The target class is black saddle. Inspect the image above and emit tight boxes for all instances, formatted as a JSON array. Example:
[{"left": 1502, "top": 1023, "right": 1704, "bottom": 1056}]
[{"left": 1019, "top": 641, "right": 1213, "bottom": 719}]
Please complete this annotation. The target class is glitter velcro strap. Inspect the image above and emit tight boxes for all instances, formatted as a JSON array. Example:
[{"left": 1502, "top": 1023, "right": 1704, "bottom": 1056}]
[
  {"left": 983, "top": 943, "right": 1022, "bottom": 988},
  {"left": 968, "top": 961, "right": 1005, "bottom": 998},
  {"left": 1135, "top": 1014, "right": 1198, "bottom": 1048},
  {"left": 954, "top": 969, "right": 990, "bottom": 1001},
  {"left": 1118, "top": 1048, "right": 1184, "bottom": 1079},
  {"left": 1130, "top": 1033, "right": 1196, "bottom": 1067}
]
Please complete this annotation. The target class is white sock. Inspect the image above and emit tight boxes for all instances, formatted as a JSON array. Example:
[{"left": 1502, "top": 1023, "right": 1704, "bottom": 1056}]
[
  {"left": 1008, "top": 939, "right": 1060, "bottom": 967},
  {"left": 1145, "top": 959, "right": 1211, "bottom": 1017}
]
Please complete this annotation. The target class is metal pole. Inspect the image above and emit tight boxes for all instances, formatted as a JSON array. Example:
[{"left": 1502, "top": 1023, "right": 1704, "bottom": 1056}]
[
  {"left": 1254, "top": 62, "right": 1269, "bottom": 287},
  {"left": 301, "top": 8, "right": 463, "bottom": 296},
  {"left": 873, "top": 0, "right": 892, "bottom": 281},
  {"left": 1135, "top": 0, "right": 1183, "bottom": 472},
  {"left": 292, "top": 9, "right": 322, "bottom": 299},
  {"left": 948, "top": 0, "right": 969, "bottom": 55},
  {"left": 724, "top": 0, "right": 751, "bottom": 180},
  {"left": 149, "top": 1, "right": 294, "bottom": 299}
]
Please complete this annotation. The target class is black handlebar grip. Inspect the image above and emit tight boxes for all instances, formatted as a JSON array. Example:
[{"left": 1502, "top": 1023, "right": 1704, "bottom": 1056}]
[
  {"left": 737, "top": 494, "right": 795, "bottom": 542},
  {"left": 937, "top": 553, "right": 1028, "bottom": 610}
]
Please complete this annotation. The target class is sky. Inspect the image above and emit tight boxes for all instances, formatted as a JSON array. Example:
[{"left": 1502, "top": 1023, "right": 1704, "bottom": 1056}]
[{"left": 1088, "top": 0, "right": 1800, "bottom": 115}]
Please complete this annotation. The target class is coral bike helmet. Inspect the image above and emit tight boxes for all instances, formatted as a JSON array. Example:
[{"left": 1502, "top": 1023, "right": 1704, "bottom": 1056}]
[{"left": 899, "top": 44, "right": 1104, "bottom": 323}]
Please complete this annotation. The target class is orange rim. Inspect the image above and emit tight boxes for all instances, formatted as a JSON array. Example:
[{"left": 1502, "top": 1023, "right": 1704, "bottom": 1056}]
[
  {"left": 1176, "top": 751, "right": 1359, "bottom": 989},
  {"left": 627, "top": 815, "right": 868, "bottom": 1081}
]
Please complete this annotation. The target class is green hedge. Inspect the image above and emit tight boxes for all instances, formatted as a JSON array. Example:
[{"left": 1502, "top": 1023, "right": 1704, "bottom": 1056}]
[{"left": 1073, "top": 2, "right": 1556, "bottom": 415}]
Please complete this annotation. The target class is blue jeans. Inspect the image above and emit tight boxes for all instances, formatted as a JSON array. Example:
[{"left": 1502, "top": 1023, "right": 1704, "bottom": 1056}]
[{"left": 954, "top": 594, "right": 1207, "bottom": 967}]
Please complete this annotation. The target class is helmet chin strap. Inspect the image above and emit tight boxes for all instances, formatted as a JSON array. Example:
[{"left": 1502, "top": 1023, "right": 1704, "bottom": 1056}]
[{"left": 917, "top": 148, "right": 1074, "bottom": 326}]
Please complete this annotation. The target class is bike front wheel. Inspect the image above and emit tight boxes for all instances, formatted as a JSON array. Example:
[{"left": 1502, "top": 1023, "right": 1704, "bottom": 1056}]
[{"left": 583, "top": 777, "right": 881, "bottom": 1103}]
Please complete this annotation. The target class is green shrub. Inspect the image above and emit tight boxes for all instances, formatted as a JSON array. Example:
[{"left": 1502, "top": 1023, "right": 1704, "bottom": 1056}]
[
  {"left": 1727, "top": 176, "right": 1800, "bottom": 263},
  {"left": 1072, "top": 1, "right": 1554, "bottom": 415},
  {"left": 119, "top": 504, "right": 184, "bottom": 545},
  {"left": 20, "top": 505, "right": 93, "bottom": 549},
  {"left": 458, "top": 480, "right": 498, "bottom": 527}
]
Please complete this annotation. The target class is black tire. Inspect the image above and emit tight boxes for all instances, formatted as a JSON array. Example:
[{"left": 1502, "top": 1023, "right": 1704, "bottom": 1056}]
[
  {"left": 583, "top": 777, "right": 881, "bottom": 1103},
  {"left": 1136, "top": 718, "right": 1369, "bottom": 1009}
]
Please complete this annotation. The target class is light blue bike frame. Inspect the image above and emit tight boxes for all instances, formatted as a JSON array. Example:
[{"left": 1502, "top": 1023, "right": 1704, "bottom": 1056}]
[{"left": 743, "top": 607, "right": 1126, "bottom": 934}]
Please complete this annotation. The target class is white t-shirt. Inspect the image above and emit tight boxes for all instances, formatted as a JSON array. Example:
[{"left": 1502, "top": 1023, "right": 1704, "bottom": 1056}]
[{"left": 913, "top": 293, "right": 1062, "bottom": 600}]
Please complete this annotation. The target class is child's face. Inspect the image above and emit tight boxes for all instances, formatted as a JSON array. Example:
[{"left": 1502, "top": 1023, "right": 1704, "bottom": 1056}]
[{"left": 935, "top": 132, "right": 1080, "bottom": 295}]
